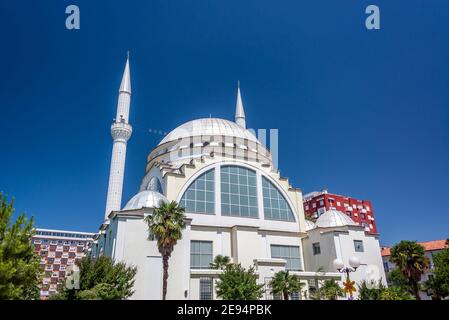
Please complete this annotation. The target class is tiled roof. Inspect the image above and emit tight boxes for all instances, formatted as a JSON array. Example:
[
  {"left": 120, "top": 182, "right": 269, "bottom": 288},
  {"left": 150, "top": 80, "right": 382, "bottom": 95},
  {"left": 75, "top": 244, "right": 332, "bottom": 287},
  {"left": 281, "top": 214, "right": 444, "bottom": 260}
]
[{"left": 381, "top": 240, "right": 447, "bottom": 256}]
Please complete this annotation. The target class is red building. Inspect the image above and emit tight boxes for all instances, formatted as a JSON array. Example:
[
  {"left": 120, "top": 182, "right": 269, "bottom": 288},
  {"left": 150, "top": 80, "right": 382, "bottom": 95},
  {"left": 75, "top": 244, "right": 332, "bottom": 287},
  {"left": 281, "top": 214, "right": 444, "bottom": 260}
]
[
  {"left": 33, "top": 228, "right": 95, "bottom": 299},
  {"left": 303, "top": 189, "right": 378, "bottom": 234}
]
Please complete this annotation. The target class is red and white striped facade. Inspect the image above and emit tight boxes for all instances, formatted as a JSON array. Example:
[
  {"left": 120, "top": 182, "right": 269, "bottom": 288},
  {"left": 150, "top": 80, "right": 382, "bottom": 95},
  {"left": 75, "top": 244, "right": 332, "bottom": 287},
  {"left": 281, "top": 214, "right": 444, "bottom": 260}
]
[
  {"left": 303, "top": 190, "right": 378, "bottom": 234},
  {"left": 32, "top": 228, "right": 95, "bottom": 299}
]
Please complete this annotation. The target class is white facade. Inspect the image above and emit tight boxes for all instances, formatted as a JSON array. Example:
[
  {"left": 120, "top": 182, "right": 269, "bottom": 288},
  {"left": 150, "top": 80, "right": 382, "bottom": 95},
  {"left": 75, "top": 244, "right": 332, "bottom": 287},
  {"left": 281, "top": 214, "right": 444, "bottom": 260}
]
[
  {"left": 92, "top": 59, "right": 386, "bottom": 300},
  {"left": 303, "top": 211, "right": 387, "bottom": 299}
]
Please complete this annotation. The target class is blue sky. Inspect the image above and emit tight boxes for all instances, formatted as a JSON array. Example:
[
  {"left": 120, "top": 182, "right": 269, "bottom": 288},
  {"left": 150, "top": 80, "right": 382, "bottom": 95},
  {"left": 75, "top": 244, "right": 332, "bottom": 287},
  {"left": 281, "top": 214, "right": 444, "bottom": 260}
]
[{"left": 0, "top": 1, "right": 448, "bottom": 245}]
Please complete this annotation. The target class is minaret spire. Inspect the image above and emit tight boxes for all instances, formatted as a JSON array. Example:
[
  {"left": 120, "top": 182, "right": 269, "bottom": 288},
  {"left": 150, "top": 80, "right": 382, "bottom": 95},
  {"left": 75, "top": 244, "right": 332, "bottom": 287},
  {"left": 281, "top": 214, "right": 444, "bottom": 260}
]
[
  {"left": 235, "top": 80, "right": 246, "bottom": 128},
  {"left": 104, "top": 53, "right": 133, "bottom": 220}
]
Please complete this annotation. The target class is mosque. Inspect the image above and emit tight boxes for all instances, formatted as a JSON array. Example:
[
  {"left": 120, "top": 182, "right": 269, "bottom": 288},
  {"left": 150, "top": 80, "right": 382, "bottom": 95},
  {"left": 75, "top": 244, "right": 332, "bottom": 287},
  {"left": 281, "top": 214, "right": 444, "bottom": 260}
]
[{"left": 91, "top": 56, "right": 386, "bottom": 300}]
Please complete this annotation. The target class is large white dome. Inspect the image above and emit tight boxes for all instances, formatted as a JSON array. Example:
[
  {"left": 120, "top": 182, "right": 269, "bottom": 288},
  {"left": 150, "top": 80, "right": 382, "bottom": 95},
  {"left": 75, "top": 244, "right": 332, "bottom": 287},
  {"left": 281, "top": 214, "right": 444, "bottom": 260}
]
[
  {"left": 123, "top": 190, "right": 168, "bottom": 210},
  {"left": 159, "top": 118, "right": 259, "bottom": 145},
  {"left": 315, "top": 209, "right": 357, "bottom": 228}
]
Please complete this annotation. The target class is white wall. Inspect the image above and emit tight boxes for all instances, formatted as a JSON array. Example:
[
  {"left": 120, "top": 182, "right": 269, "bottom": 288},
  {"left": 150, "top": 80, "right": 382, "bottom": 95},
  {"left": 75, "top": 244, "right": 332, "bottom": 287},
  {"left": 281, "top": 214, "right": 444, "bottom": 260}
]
[
  {"left": 335, "top": 228, "right": 387, "bottom": 288},
  {"left": 303, "top": 230, "right": 338, "bottom": 273}
]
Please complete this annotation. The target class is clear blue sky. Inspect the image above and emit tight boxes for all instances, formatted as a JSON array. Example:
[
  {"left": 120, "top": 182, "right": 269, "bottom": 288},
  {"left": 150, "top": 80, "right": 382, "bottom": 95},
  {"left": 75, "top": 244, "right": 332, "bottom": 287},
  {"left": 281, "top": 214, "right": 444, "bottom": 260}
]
[{"left": 1, "top": 1, "right": 448, "bottom": 245}]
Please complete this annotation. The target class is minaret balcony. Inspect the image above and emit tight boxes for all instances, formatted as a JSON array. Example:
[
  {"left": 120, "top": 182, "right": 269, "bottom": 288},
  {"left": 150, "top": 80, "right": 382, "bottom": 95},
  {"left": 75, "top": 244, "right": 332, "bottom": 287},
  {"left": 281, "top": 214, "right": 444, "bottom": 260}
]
[{"left": 111, "top": 122, "right": 132, "bottom": 141}]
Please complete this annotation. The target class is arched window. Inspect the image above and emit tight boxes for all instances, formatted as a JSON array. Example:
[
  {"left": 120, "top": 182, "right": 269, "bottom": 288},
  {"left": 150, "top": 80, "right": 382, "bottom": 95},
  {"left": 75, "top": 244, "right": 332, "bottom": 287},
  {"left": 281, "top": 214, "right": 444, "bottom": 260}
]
[
  {"left": 262, "top": 176, "right": 295, "bottom": 221},
  {"left": 221, "top": 166, "right": 258, "bottom": 218},
  {"left": 180, "top": 169, "right": 215, "bottom": 214}
]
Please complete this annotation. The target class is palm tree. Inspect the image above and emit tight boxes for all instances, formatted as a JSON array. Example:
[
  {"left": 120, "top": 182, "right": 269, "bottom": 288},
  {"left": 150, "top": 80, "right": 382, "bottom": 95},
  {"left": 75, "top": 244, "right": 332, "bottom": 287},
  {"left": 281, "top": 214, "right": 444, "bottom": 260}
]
[
  {"left": 389, "top": 240, "right": 429, "bottom": 300},
  {"left": 210, "top": 255, "right": 231, "bottom": 270},
  {"left": 321, "top": 279, "right": 344, "bottom": 300},
  {"left": 144, "top": 201, "right": 186, "bottom": 300},
  {"left": 269, "top": 271, "right": 304, "bottom": 300}
]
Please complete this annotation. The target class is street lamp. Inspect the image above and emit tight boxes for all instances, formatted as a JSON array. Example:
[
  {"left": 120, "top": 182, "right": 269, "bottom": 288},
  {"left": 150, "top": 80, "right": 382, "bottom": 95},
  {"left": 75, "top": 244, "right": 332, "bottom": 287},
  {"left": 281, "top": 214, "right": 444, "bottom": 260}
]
[{"left": 333, "top": 257, "right": 360, "bottom": 299}]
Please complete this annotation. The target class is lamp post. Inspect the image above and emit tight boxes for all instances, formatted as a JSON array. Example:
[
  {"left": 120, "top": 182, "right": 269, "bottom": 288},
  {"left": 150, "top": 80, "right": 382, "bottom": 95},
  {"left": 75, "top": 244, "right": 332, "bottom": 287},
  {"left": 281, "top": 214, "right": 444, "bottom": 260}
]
[{"left": 333, "top": 257, "right": 361, "bottom": 300}]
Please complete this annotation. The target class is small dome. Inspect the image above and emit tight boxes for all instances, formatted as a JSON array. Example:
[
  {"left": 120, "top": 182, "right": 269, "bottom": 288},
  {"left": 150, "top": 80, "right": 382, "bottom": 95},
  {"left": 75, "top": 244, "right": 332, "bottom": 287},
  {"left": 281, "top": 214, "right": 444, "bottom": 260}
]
[
  {"left": 316, "top": 209, "right": 357, "bottom": 228},
  {"left": 123, "top": 190, "right": 168, "bottom": 210},
  {"left": 159, "top": 118, "right": 259, "bottom": 145},
  {"left": 304, "top": 219, "right": 316, "bottom": 231}
]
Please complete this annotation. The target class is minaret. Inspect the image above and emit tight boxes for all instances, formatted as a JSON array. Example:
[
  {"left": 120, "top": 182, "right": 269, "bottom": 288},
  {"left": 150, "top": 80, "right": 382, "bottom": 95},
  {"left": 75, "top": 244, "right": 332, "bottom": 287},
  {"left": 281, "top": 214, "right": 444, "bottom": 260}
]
[
  {"left": 104, "top": 53, "right": 133, "bottom": 220},
  {"left": 235, "top": 81, "right": 246, "bottom": 128}
]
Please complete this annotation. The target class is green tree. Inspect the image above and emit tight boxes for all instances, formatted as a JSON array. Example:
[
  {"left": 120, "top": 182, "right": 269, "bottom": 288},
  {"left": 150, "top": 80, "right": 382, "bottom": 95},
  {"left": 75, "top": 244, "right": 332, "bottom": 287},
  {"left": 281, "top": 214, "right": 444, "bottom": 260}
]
[
  {"left": 269, "top": 271, "right": 304, "bottom": 300},
  {"left": 144, "top": 201, "right": 186, "bottom": 300},
  {"left": 52, "top": 256, "right": 136, "bottom": 300},
  {"left": 423, "top": 246, "right": 449, "bottom": 300},
  {"left": 210, "top": 255, "right": 231, "bottom": 270},
  {"left": 380, "top": 286, "right": 414, "bottom": 300},
  {"left": 0, "top": 194, "right": 41, "bottom": 299},
  {"left": 387, "top": 268, "right": 411, "bottom": 292},
  {"left": 312, "top": 279, "right": 344, "bottom": 300},
  {"left": 358, "top": 280, "right": 386, "bottom": 300},
  {"left": 389, "top": 240, "right": 429, "bottom": 300},
  {"left": 216, "top": 263, "right": 264, "bottom": 300},
  {"left": 304, "top": 216, "right": 316, "bottom": 223}
]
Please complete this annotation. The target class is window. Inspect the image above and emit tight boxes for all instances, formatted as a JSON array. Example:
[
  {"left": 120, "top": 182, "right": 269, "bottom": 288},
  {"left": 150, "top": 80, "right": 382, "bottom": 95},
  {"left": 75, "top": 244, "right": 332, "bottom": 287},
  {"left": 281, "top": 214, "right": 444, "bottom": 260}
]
[
  {"left": 262, "top": 177, "right": 295, "bottom": 222},
  {"left": 221, "top": 166, "right": 258, "bottom": 218},
  {"left": 317, "top": 207, "right": 326, "bottom": 216},
  {"left": 312, "top": 243, "right": 321, "bottom": 255},
  {"left": 271, "top": 245, "right": 301, "bottom": 271},
  {"left": 190, "top": 241, "right": 213, "bottom": 269},
  {"left": 354, "top": 240, "right": 364, "bottom": 252},
  {"left": 180, "top": 170, "right": 215, "bottom": 214},
  {"left": 361, "top": 213, "right": 366, "bottom": 219},
  {"left": 291, "top": 291, "right": 301, "bottom": 300},
  {"left": 383, "top": 262, "right": 389, "bottom": 273},
  {"left": 319, "top": 200, "right": 324, "bottom": 206},
  {"left": 199, "top": 278, "right": 213, "bottom": 300}
]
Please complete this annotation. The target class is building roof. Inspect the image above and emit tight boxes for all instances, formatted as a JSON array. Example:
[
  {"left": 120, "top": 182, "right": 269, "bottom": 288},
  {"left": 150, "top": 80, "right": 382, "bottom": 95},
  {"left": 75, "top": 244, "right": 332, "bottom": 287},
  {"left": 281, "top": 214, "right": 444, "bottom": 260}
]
[
  {"left": 381, "top": 240, "right": 448, "bottom": 256},
  {"left": 158, "top": 118, "right": 259, "bottom": 146},
  {"left": 235, "top": 82, "right": 246, "bottom": 128},
  {"left": 315, "top": 209, "right": 357, "bottom": 228},
  {"left": 123, "top": 190, "right": 168, "bottom": 210},
  {"left": 119, "top": 54, "right": 131, "bottom": 94}
]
